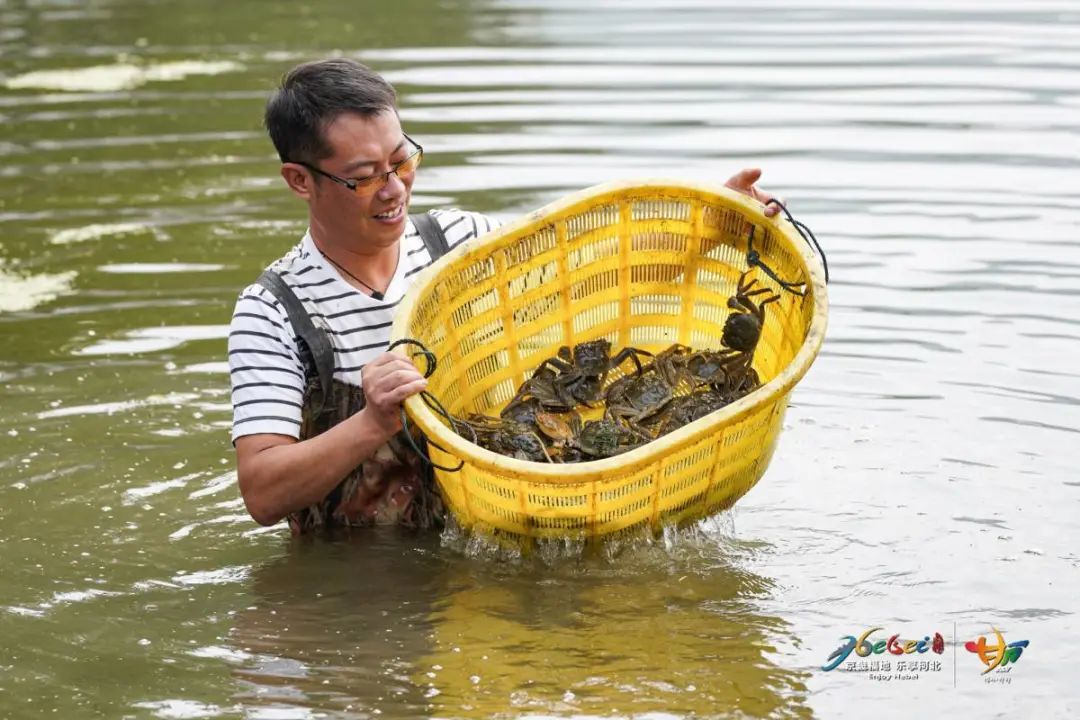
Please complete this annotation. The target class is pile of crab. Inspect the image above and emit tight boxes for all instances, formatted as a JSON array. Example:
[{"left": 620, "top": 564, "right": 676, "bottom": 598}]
[{"left": 450, "top": 271, "right": 779, "bottom": 462}]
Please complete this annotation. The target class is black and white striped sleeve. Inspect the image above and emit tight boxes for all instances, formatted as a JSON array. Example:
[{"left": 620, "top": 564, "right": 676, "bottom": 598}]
[{"left": 228, "top": 284, "right": 306, "bottom": 442}]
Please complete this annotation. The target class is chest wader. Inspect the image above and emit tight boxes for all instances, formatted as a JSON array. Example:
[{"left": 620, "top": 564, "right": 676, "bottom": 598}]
[{"left": 255, "top": 213, "right": 451, "bottom": 535}]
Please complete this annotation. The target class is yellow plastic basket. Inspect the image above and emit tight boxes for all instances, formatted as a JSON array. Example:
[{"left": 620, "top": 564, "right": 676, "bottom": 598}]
[{"left": 392, "top": 180, "right": 828, "bottom": 541}]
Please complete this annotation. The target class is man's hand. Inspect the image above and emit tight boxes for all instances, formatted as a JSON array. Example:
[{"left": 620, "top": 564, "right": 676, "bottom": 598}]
[
  {"left": 725, "top": 168, "right": 784, "bottom": 218},
  {"left": 360, "top": 352, "right": 428, "bottom": 437}
]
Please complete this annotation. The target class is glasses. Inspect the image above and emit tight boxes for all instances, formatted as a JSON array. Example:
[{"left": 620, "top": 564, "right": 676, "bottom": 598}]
[{"left": 295, "top": 133, "right": 423, "bottom": 196}]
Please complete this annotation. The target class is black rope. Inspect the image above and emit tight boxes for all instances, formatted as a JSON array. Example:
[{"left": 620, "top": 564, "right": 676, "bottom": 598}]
[
  {"left": 387, "top": 338, "right": 465, "bottom": 472},
  {"left": 387, "top": 338, "right": 436, "bottom": 377},
  {"left": 746, "top": 225, "right": 808, "bottom": 296},
  {"left": 764, "top": 199, "right": 830, "bottom": 284}
]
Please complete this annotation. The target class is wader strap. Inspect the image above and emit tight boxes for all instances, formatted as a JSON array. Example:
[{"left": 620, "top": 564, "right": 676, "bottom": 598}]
[
  {"left": 410, "top": 212, "right": 451, "bottom": 260},
  {"left": 256, "top": 269, "right": 335, "bottom": 411},
  {"left": 255, "top": 214, "right": 447, "bottom": 412}
]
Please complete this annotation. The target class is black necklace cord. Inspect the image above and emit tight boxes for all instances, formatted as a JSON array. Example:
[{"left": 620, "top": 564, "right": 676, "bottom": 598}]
[
  {"left": 387, "top": 338, "right": 465, "bottom": 472},
  {"left": 318, "top": 245, "right": 387, "bottom": 300}
]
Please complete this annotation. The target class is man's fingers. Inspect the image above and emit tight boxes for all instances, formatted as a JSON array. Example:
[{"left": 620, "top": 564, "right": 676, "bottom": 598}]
[
  {"left": 365, "top": 351, "right": 397, "bottom": 367},
  {"left": 764, "top": 195, "right": 785, "bottom": 218},
  {"left": 725, "top": 167, "right": 785, "bottom": 219},
  {"left": 368, "top": 351, "right": 425, "bottom": 373},
  {"left": 365, "top": 356, "right": 424, "bottom": 384},
  {"left": 372, "top": 368, "right": 426, "bottom": 393},
  {"left": 725, "top": 167, "right": 762, "bottom": 193},
  {"left": 384, "top": 378, "right": 430, "bottom": 405}
]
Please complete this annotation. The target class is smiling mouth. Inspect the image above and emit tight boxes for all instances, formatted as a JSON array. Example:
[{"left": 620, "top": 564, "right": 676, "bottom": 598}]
[{"left": 374, "top": 205, "right": 404, "bottom": 220}]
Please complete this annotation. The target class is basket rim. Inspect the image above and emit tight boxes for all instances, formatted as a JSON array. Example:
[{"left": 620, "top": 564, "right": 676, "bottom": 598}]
[{"left": 392, "top": 178, "right": 829, "bottom": 484}]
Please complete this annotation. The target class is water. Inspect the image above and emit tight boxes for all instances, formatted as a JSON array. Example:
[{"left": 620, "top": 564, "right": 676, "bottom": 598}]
[{"left": 1, "top": 0, "right": 1078, "bottom": 717}]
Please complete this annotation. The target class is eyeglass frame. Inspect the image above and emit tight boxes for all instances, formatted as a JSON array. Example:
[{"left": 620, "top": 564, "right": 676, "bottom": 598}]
[{"left": 290, "top": 133, "right": 424, "bottom": 195}]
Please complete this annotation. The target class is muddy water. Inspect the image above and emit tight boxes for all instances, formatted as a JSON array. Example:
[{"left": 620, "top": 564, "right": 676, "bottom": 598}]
[{"left": 1, "top": 0, "right": 1077, "bottom": 717}]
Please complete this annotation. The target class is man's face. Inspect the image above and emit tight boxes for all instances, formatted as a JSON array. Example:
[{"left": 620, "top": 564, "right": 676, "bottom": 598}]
[{"left": 304, "top": 110, "right": 415, "bottom": 249}]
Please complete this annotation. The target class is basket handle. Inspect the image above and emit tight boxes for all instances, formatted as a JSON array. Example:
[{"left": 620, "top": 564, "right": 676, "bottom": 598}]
[{"left": 387, "top": 338, "right": 465, "bottom": 473}]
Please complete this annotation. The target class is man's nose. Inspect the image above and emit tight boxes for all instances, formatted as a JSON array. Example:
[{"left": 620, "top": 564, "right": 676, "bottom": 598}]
[{"left": 376, "top": 170, "right": 406, "bottom": 201}]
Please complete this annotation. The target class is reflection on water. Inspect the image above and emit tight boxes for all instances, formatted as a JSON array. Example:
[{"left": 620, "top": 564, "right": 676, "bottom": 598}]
[
  {"left": 228, "top": 528, "right": 809, "bottom": 718},
  {"left": 1, "top": 0, "right": 1078, "bottom": 717},
  {"left": 228, "top": 535, "right": 442, "bottom": 717},
  {"left": 0, "top": 260, "right": 76, "bottom": 312},
  {"left": 4, "top": 60, "right": 243, "bottom": 92}
]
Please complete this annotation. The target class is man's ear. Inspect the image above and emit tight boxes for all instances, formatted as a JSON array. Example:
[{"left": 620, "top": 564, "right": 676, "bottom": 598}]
[{"left": 281, "top": 163, "right": 314, "bottom": 200}]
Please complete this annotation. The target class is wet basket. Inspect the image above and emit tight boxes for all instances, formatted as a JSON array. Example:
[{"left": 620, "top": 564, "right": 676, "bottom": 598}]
[{"left": 392, "top": 180, "right": 828, "bottom": 542}]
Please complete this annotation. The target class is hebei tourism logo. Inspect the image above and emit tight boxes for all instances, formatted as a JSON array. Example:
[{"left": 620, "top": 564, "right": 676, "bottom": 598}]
[
  {"left": 965, "top": 627, "right": 1030, "bottom": 683},
  {"left": 822, "top": 627, "right": 945, "bottom": 680},
  {"left": 820, "top": 624, "right": 1033, "bottom": 687}
]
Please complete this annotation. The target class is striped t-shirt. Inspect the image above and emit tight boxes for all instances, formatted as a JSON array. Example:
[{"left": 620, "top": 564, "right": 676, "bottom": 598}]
[{"left": 229, "top": 208, "right": 499, "bottom": 442}]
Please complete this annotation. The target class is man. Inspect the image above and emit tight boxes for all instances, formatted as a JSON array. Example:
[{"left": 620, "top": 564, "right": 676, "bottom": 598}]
[{"left": 229, "top": 58, "right": 782, "bottom": 533}]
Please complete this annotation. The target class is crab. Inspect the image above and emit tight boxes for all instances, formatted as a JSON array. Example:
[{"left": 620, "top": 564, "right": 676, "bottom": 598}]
[
  {"left": 604, "top": 371, "right": 675, "bottom": 430},
  {"left": 721, "top": 270, "right": 780, "bottom": 355},
  {"left": 535, "top": 409, "right": 580, "bottom": 445},
  {"left": 682, "top": 270, "right": 780, "bottom": 396},
  {"left": 499, "top": 395, "right": 545, "bottom": 426},
  {"left": 685, "top": 350, "right": 729, "bottom": 387},
  {"left": 647, "top": 343, "right": 695, "bottom": 389},
  {"left": 454, "top": 415, "right": 553, "bottom": 463},
  {"left": 534, "top": 410, "right": 584, "bottom": 462},
  {"left": 646, "top": 343, "right": 744, "bottom": 395},
  {"left": 575, "top": 419, "right": 648, "bottom": 459},
  {"left": 504, "top": 365, "right": 575, "bottom": 413},
  {"left": 531, "top": 339, "right": 654, "bottom": 407},
  {"left": 648, "top": 389, "right": 729, "bottom": 436}
]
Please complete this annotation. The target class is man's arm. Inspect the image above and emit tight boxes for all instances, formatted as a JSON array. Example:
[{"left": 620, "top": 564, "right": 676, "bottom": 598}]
[
  {"left": 228, "top": 285, "right": 429, "bottom": 527},
  {"left": 235, "top": 352, "right": 427, "bottom": 526}
]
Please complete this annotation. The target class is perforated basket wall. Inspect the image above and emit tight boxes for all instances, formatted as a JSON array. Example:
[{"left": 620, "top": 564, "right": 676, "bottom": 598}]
[{"left": 393, "top": 180, "right": 827, "bottom": 541}]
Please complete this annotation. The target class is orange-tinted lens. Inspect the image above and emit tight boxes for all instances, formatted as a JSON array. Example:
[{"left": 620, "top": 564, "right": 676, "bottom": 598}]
[
  {"left": 350, "top": 149, "right": 423, "bottom": 196},
  {"left": 397, "top": 148, "right": 422, "bottom": 174}
]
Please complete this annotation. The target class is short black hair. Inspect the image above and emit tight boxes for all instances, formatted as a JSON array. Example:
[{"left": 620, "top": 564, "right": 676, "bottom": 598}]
[{"left": 264, "top": 58, "right": 398, "bottom": 164}]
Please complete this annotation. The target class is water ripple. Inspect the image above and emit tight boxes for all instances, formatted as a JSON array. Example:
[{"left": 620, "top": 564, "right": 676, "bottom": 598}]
[{"left": 1, "top": 1, "right": 1078, "bottom": 717}]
